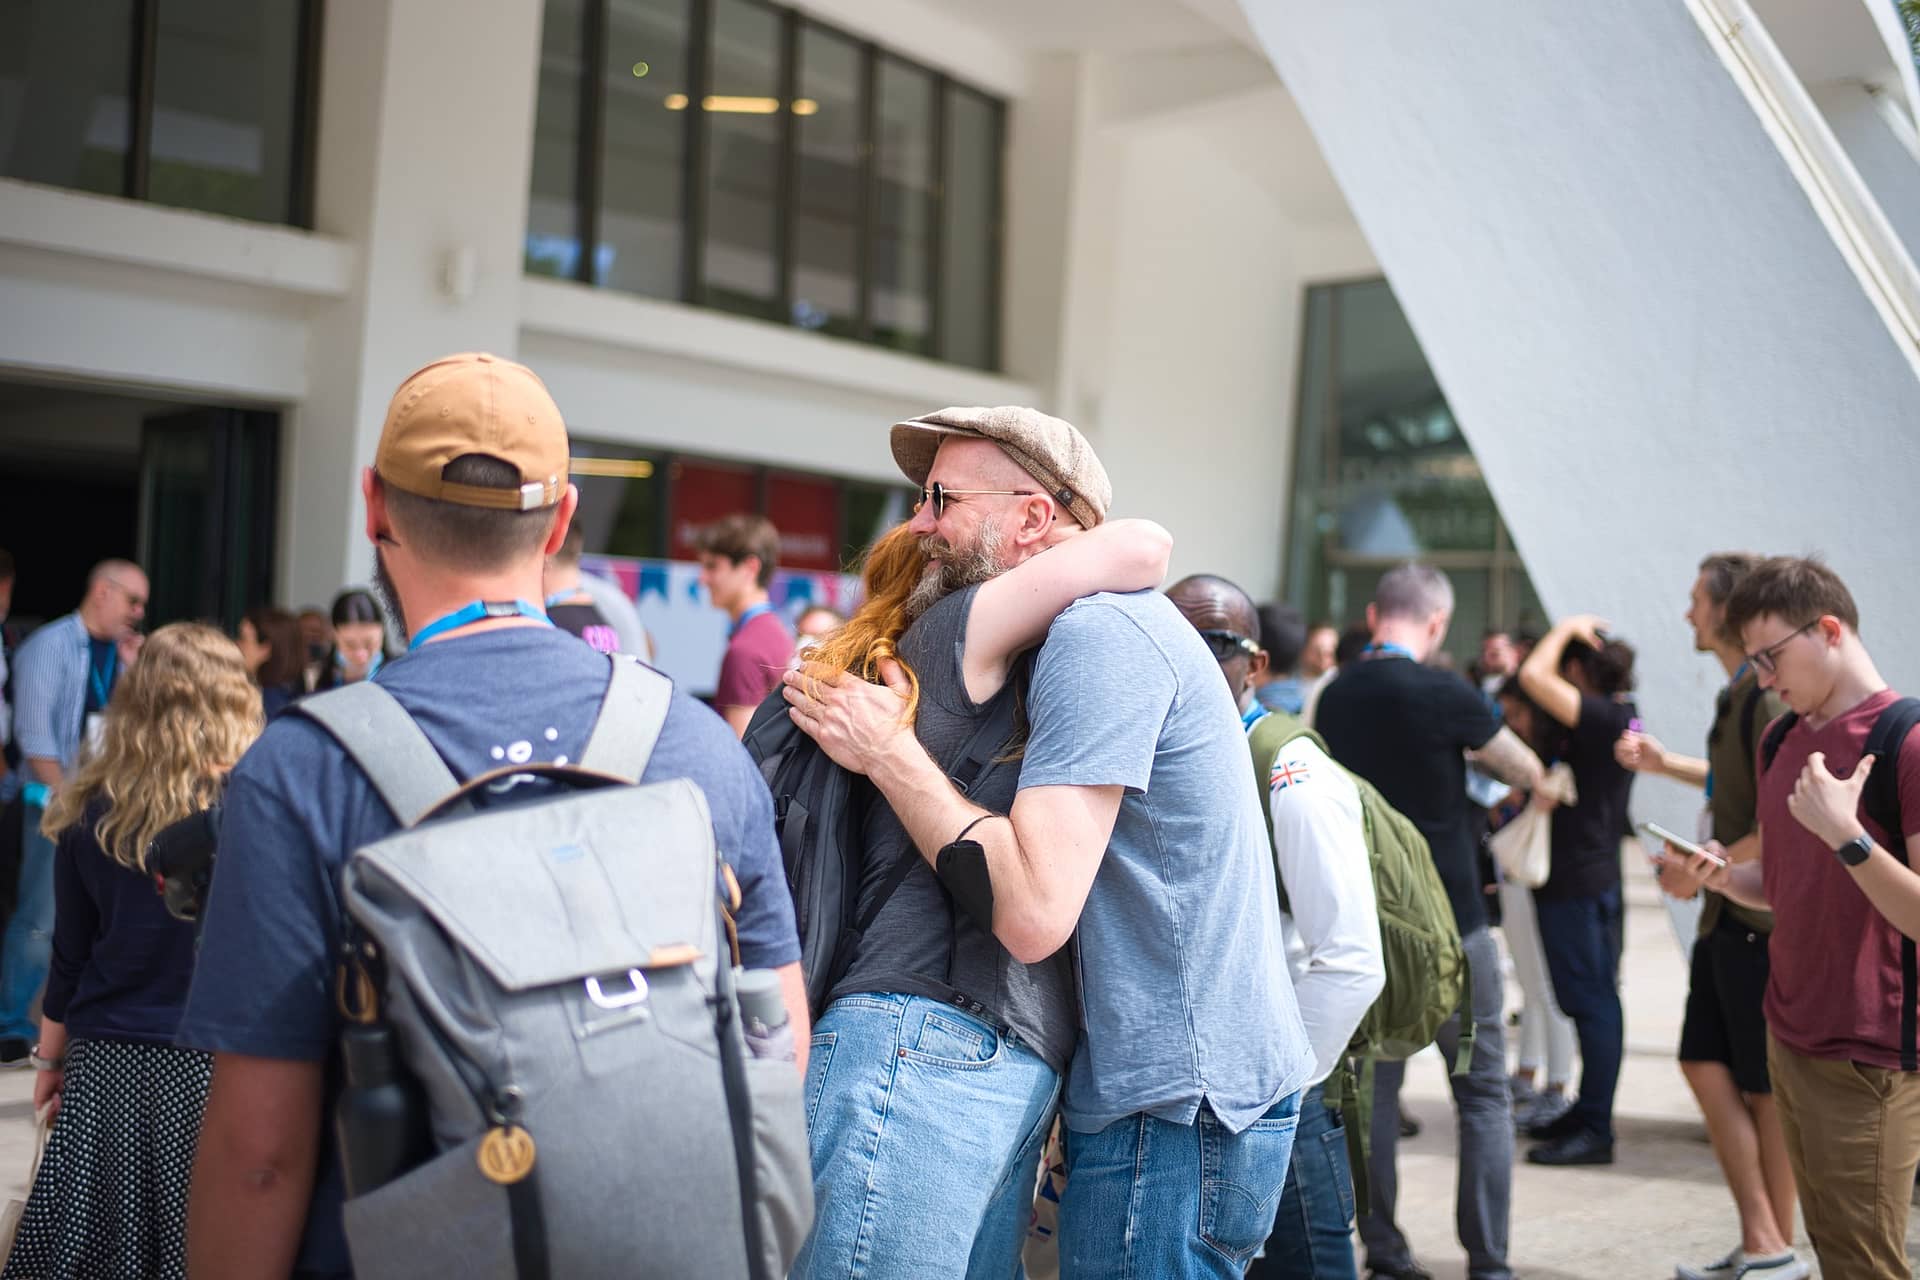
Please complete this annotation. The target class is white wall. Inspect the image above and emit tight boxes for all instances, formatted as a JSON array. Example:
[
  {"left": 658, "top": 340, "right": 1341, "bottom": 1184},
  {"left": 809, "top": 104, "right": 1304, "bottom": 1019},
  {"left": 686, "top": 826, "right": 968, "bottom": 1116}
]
[{"left": 1240, "top": 0, "right": 1920, "bottom": 827}]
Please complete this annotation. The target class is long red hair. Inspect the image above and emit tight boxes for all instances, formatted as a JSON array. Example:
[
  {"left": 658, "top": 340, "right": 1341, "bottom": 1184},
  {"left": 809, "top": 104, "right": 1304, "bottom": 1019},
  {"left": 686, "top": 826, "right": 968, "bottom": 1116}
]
[{"left": 800, "top": 522, "right": 924, "bottom": 720}]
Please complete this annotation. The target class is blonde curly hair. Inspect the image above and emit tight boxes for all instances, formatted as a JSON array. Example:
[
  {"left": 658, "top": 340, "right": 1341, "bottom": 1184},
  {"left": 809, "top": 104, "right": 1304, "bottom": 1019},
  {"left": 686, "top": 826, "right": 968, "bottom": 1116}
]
[{"left": 42, "top": 622, "right": 263, "bottom": 871}]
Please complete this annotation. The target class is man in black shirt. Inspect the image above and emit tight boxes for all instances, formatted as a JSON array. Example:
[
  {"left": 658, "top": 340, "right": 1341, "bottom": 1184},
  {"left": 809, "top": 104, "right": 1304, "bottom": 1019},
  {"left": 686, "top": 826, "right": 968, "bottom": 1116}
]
[
  {"left": 1316, "top": 563, "right": 1542, "bottom": 1280},
  {"left": 542, "top": 523, "right": 621, "bottom": 655}
]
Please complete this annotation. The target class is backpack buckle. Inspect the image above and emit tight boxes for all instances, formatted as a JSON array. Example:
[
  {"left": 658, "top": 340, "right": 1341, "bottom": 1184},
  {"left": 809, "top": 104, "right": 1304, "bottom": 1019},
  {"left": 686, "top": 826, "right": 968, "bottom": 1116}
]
[{"left": 585, "top": 969, "right": 650, "bottom": 1010}]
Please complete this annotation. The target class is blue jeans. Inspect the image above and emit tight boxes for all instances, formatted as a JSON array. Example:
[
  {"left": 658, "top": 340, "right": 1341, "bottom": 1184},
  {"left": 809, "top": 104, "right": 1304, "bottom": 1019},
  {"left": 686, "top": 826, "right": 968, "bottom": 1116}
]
[
  {"left": 0, "top": 803, "right": 54, "bottom": 1040},
  {"left": 1534, "top": 885, "right": 1624, "bottom": 1141},
  {"left": 1059, "top": 1091, "right": 1303, "bottom": 1279},
  {"left": 1248, "top": 1080, "right": 1356, "bottom": 1279},
  {"left": 791, "top": 992, "right": 1060, "bottom": 1280}
]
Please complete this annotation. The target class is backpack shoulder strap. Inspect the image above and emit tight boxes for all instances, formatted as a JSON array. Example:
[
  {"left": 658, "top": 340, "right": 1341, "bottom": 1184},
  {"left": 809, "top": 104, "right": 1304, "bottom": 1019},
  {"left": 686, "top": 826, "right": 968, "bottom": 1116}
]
[
  {"left": 575, "top": 657, "right": 676, "bottom": 784},
  {"left": 947, "top": 655, "right": 1031, "bottom": 798},
  {"left": 295, "top": 682, "right": 460, "bottom": 829},
  {"left": 1863, "top": 697, "right": 1920, "bottom": 852},
  {"left": 1739, "top": 682, "right": 1765, "bottom": 769},
  {"left": 1760, "top": 711, "right": 1800, "bottom": 774}
]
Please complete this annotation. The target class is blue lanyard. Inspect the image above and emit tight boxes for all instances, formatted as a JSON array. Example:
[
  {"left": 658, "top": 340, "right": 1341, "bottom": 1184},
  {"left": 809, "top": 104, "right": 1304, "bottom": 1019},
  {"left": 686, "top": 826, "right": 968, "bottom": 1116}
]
[
  {"left": 1362, "top": 642, "right": 1416, "bottom": 661},
  {"left": 731, "top": 602, "right": 774, "bottom": 638},
  {"left": 1241, "top": 703, "right": 1269, "bottom": 731},
  {"left": 407, "top": 600, "right": 551, "bottom": 652},
  {"left": 336, "top": 650, "right": 384, "bottom": 681},
  {"left": 544, "top": 590, "right": 580, "bottom": 609},
  {"left": 88, "top": 646, "right": 118, "bottom": 708}
]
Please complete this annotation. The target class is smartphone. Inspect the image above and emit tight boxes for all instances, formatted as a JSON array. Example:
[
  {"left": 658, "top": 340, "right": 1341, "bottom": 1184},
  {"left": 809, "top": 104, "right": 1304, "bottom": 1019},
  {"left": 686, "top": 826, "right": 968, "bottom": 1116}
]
[{"left": 1639, "top": 821, "right": 1728, "bottom": 867}]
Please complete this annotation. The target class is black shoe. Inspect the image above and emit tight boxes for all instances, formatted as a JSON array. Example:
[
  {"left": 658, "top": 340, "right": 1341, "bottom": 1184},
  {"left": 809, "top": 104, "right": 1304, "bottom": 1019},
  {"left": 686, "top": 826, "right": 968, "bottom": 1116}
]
[
  {"left": 0, "top": 1037, "right": 29, "bottom": 1068},
  {"left": 1526, "top": 1128, "right": 1614, "bottom": 1166},
  {"left": 1367, "top": 1265, "right": 1436, "bottom": 1280},
  {"left": 1525, "top": 1104, "right": 1584, "bottom": 1141},
  {"left": 1398, "top": 1112, "right": 1422, "bottom": 1139}
]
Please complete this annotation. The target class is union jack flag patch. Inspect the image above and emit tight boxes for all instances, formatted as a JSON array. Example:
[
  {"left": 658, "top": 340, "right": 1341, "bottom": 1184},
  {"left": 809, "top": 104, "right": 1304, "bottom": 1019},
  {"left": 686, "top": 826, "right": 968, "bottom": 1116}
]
[{"left": 1270, "top": 761, "right": 1312, "bottom": 790}]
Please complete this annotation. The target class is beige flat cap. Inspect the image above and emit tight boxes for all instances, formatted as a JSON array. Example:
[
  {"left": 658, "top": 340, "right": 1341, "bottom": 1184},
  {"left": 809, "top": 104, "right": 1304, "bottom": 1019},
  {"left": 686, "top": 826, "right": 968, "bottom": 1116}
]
[{"left": 890, "top": 406, "right": 1111, "bottom": 529}]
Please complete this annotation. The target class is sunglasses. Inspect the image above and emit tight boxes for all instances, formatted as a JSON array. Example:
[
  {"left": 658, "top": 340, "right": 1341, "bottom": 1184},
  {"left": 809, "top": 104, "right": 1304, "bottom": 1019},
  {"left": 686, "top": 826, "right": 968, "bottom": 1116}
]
[
  {"left": 1746, "top": 618, "right": 1819, "bottom": 676},
  {"left": 1197, "top": 630, "right": 1261, "bottom": 661},
  {"left": 914, "top": 481, "right": 1038, "bottom": 519}
]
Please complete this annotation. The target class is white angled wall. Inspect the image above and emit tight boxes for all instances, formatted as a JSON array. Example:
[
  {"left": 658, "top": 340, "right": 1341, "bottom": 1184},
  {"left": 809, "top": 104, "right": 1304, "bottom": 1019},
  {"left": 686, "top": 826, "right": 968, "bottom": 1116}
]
[{"left": 1239, "top": 0, "right": 1920, "bottom": 827}]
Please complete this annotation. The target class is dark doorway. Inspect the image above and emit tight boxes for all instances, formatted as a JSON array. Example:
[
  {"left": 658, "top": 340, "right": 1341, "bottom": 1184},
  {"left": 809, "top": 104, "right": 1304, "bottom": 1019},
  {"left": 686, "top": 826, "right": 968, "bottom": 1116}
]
[{"left": 0, "top": 380, "right": 279, "bottom": 636}]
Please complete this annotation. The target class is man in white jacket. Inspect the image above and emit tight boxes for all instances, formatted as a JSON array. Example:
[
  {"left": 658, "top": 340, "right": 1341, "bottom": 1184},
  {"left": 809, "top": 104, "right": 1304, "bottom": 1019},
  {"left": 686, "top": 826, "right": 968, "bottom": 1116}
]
[{"left": 1169, "top": 575, "right": 1384, "bottom": 1280}]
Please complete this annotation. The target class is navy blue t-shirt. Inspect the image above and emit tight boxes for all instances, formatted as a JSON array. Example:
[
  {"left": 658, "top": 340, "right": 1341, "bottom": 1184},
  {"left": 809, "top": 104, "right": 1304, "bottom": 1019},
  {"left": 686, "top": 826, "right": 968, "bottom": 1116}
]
[{"left": 175, "top": 628, "right": 798, "bottom": 1277}]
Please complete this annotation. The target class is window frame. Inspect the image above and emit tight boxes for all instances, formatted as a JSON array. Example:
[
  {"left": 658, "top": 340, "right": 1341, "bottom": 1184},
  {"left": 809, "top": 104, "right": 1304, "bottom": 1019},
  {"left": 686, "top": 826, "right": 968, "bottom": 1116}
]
[{"left": 547, "top": 0, "right": 1005, "bottom": 371}]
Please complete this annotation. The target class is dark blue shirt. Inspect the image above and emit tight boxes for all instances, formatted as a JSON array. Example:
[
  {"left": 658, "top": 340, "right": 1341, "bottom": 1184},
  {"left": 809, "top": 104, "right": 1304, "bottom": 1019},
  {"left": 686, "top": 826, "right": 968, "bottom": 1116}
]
[
  {"left": 176, "top": 628, "right": 799, "bottom": 1277},
  {"left": 44, "top": 803, "right": 200, "bottom": 1043}
]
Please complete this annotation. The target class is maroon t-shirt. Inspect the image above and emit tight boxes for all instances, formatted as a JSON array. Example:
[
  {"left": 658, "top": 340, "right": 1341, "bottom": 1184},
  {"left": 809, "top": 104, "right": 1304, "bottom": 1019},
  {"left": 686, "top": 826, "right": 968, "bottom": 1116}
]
[
  {"left": 1760, "top": 688, "right": 1920, "bottom": 1067},
  {"left": 715, "top": 609, "right": 794, "bottom": 711}
]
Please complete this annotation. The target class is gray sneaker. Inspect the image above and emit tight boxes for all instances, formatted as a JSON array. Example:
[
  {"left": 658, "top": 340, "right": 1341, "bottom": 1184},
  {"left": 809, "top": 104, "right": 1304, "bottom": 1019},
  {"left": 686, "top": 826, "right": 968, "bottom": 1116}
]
[{"left": 1676, "top": 1250, "right": 1810, "bottom": 1280}]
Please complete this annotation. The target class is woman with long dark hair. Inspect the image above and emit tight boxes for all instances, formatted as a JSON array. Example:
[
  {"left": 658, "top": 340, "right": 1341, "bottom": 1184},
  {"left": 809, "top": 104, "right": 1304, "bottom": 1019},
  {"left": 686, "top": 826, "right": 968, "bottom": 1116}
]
[
  {"left": 313, "top": 589, "right": 388, "bottom": 691},
  {"left": 4, "top": 623, "right": 262, "bottom": 1280},
  {"left": 236, "top": 605, "right": 306, "bottom": 718}
]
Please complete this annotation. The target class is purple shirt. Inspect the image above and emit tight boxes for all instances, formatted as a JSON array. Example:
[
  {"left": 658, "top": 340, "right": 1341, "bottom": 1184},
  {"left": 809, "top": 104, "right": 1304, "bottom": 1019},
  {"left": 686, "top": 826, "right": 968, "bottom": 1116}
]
[{"left": 715, "top": 609, "right": 794, "bottom": 710}]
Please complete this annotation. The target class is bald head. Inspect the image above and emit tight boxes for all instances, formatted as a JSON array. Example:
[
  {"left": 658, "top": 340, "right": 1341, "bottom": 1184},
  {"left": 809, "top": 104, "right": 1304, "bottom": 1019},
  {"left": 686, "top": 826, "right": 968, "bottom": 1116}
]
[
  {"left": 81, "top": 558, "right": 147, "bottom": 641},
  {"left": 1167, "top": 574, "right": 1267, "bottom": 711}
]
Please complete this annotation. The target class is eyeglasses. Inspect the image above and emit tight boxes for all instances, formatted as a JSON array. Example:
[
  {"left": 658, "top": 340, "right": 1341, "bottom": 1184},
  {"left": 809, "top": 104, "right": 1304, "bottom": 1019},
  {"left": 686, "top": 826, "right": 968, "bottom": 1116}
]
[
  {"left": 914, "top": 481, "right": 1037, "bottom": 519},
  {"left": 1197, "top": 630, "right": 1261, "bottom": 661},
  {"left": 1746, "top": 618, "right": 1819, "bottom": 676},
  {"left": 104, "top": 577, "right": 147, "bottom": 609}
]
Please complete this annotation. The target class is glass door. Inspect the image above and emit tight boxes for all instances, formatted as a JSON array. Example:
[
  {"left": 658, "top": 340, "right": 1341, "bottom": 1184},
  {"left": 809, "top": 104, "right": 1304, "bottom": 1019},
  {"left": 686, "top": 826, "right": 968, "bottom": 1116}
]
[{"left": 138, "top": 408, "right": 278, "bottom": 631}]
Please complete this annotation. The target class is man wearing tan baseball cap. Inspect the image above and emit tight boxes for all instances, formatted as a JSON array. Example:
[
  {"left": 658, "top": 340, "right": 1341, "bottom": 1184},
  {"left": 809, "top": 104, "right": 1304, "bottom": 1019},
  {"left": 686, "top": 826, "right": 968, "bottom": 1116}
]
[
  {"left": 182, "top": 354, "right": 809, "bottom": 1278},
  {"left": 788, "top": 406, "right": 1313, "bottom": 1279}
]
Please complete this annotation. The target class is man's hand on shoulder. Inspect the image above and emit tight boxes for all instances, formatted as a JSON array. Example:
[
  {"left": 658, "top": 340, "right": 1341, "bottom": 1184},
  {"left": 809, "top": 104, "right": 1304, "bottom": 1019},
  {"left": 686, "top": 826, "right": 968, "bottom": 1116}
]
[{"left": 782, "top": 659, "right": 919, "bottom": 778}]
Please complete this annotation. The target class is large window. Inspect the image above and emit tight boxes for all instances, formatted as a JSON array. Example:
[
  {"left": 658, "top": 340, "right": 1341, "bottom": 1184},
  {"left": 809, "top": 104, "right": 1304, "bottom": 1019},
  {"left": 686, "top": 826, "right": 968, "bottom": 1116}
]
[
  {"left": 528, "top": 0, "right": 1006, "bottom": 371},
  {"left": 0, "top": 0, "right": 319, "bottom": 226},
  {"left": 1286, "top": 279, "right": 1544, "bottom": 667}
]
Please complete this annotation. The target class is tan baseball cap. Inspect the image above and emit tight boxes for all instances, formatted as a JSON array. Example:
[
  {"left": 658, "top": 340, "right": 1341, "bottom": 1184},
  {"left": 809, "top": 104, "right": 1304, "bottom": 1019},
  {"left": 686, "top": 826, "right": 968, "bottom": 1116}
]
[
  {"left": 374, "top": 353, "right": 569, "bottom": 511},
  {"left": 890, "top": 406, "right": 1111, "bottom": 528}
]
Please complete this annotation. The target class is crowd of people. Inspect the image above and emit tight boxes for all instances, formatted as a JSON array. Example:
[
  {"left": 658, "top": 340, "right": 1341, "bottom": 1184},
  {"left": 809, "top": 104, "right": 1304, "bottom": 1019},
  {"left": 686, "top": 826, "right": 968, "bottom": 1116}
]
[{"left": 0, "top": 352, "right": 1914, "bottom": 1280}]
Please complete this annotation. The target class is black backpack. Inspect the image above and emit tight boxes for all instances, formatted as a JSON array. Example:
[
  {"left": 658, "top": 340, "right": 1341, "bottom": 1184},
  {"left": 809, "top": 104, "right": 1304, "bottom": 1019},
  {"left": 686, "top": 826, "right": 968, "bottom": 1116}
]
[
  {"left": 1761, "top": 695, "right": 1920, "bottom": 1068},
  {"left": 742, "top": 673, "right": 1024, "bottom": 1018}
]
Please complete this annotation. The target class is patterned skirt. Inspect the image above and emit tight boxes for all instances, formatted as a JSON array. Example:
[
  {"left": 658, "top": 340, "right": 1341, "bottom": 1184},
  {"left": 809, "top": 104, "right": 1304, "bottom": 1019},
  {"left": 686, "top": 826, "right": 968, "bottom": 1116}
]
[{"left": 2, "top": 1038, "right": 212, "bottom": 1280}]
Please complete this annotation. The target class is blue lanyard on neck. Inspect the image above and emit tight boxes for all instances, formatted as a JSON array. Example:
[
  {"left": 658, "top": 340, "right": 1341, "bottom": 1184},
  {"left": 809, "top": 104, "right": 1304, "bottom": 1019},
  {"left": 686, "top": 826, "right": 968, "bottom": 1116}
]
[
  {"left": 1241, "top": 703, "right": 1269, "bottom": 731},
  {"left": 544, "top": 590, "right": 581, "bottom": 609},
  {"left": 1362, "top": 641, "right": 1416, "bottom": 661},
  {"left": 337, "top": 650, "right": 385, "bottom": 681},
  {"left": 731, "top": 602, "right": 774, "bottom": 638},
  {"left": 88, "top": 645, "right": 118, "bottom": 708},
  {"left": 407, "top": 600, "right": 551, "bottom": 652}
]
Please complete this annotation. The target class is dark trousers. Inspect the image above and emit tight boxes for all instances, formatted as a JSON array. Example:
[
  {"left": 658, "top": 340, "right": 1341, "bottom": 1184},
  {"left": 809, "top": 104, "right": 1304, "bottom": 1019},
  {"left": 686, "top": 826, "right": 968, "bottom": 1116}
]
[
  {"left": 1534, "top": 885, "right": 1624, "bottom": 1141},
  {"left": 1247, "top": 1079, "right": 1356, "bottom": 1279}
]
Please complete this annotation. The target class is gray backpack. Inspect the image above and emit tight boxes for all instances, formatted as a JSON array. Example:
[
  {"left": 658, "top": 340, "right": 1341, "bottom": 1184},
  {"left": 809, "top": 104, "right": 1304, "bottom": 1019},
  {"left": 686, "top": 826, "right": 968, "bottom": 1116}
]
[{"left": 298, "top": 658, "right": 811, "bottom": 1280}]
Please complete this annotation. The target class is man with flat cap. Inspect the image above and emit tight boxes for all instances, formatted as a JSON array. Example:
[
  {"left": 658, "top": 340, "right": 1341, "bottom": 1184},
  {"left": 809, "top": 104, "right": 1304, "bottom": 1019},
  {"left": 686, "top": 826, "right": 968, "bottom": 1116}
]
[
  {"left": 179, "top": 354, "right": 804, "bottom": 1279},
  {"left": 789, "top": 406, "right": 1312, "bottom": 1280}
]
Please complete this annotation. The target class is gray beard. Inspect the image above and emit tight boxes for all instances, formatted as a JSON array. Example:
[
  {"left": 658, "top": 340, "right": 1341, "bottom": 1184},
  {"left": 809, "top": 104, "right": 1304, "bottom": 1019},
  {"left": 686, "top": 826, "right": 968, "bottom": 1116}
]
[{"left": 906, "top": 522, "right": 1007, "bottom": 621}]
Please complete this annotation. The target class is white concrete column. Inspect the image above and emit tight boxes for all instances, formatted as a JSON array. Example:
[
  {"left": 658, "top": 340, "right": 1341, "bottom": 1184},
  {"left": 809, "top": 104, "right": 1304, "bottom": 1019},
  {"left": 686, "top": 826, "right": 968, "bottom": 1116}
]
[{"left": 282, "top": 0, "right": 544, "bottom": 608}]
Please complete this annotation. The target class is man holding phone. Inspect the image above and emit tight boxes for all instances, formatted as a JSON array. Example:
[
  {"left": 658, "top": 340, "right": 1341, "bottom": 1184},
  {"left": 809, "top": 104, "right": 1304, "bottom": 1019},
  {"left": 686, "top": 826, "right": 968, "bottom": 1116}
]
[
  {"left": 1667, "top": 556, "right": 1920, "bottom": 1280},
  {"left": 1619, "top": 553, "right": 1802, "bottom": 1280}
]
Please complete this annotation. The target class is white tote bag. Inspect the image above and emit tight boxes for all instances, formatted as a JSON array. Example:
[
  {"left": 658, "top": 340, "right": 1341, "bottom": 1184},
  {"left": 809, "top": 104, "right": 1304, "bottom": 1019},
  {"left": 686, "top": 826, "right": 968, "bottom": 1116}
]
[{"left": 1489, "top": 763, "right": 1577, "bottom": 889}]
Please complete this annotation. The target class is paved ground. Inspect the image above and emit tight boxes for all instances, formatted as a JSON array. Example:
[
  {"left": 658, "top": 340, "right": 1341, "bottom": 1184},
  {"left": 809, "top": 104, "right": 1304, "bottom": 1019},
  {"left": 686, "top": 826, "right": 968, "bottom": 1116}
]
[
  {"left": 0, "top": 868, "right": 1908, "bottom": 1276},
  {"left": 1387, "top": 869, "right": 1920, "bottom": 1279}
]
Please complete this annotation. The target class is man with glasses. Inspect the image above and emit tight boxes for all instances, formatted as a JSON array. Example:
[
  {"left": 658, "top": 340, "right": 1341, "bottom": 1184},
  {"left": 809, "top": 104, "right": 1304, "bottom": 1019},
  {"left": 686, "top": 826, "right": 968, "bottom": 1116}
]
[
  {"left": 1668, "top": 555, "right": 1920, "bottom": 1280},
  {"left": 0, "top": 559, "right": 147, "bottom": 1062},
  {"left": 1313, "top": 563, "right": 1543, "bottom": 1280},
  {"left": 1170, "top": 574, "right": 1382, "bottom": 1280},
  {"left": 788, "top": 406, "right": 1313, "bottom": 1279}
]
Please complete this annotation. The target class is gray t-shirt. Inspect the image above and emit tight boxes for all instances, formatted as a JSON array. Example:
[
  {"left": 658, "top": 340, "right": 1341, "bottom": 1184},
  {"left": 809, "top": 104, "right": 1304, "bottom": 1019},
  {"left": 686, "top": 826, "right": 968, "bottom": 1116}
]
[
  {"left": 1019, "top": 591, "right": 1314, "bottom": 1135},
  {"left": 830, "top": 583, "right": 1078, "bottom": 1073}
]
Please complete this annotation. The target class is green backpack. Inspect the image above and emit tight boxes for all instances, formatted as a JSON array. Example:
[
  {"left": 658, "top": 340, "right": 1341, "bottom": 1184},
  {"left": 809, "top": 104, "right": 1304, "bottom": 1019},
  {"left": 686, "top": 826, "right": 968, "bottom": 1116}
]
[{"left": 1248, "top": 710, "right": 1472, "bottom": 1210}]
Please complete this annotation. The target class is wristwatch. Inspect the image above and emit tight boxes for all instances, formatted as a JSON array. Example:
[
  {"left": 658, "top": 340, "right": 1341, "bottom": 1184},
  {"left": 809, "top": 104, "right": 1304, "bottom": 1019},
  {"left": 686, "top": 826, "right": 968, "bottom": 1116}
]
[{"left": 1835, "top": 833, "right": 1875, "bottom": 867}]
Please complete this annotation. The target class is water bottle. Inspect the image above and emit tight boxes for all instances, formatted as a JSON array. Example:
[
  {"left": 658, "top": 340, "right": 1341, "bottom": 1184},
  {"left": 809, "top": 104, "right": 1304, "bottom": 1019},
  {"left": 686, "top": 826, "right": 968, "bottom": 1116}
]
[
  {"left": 335, "top": 1021, "right": 434, "bottom": 1198},
  {"left": 735, "top": 968, "right": 795, "bottom": 1062}
]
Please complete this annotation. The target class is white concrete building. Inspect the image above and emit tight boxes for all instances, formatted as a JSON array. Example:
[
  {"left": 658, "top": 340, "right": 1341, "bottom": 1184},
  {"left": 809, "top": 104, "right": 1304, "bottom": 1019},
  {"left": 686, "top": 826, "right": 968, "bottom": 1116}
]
[{"left": 1, "top": 0, "right": 1913, "bottom": 778}]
